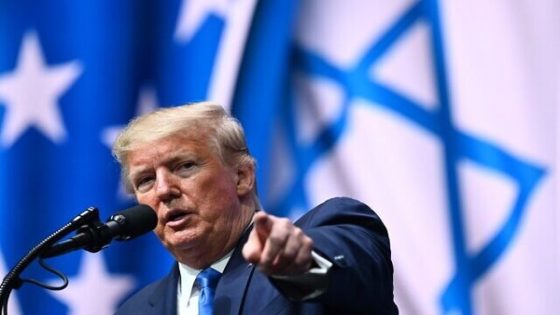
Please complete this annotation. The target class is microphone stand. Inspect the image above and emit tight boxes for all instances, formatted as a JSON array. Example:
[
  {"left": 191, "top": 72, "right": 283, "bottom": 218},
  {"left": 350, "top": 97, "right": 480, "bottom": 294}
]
[{"left": 0, "top": 207, "right": 100, "bottom": 315}]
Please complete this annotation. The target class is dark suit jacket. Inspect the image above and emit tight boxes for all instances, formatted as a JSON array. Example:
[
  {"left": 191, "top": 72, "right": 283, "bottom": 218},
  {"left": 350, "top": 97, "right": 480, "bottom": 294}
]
[{"left": 115, "top": 197, "right": 398, "bottom": 315}]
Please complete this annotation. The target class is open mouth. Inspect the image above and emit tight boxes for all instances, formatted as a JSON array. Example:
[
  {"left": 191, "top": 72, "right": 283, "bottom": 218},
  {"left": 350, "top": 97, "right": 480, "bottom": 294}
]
[
  {"left": 170, "top": 212, "right": 186, "bottom": 222},
  {"left": 165, "top": 209, "right": 190, "bottom": 224}
]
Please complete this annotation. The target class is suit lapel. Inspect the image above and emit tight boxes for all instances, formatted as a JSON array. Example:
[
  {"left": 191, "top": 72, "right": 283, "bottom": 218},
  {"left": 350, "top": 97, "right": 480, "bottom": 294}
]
[
  {"left": 214, "top": 226, "right": 255, "bottom": 315},
  {"left": 148, "top": 265, "right": 179, "bottom": 315}
]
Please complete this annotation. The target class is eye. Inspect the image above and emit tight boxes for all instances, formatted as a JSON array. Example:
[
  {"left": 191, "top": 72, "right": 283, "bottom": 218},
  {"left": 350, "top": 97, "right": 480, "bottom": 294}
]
[
  {"left": 134, "top": 176, "right": 155, "bottom": 192},
  {"left": 175, "top": 161, "right": 196, "bottom": 176}
]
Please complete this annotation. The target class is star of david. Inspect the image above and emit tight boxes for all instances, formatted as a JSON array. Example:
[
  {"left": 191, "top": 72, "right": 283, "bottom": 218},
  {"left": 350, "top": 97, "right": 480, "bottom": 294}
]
[{"left": 274, "top": 2, "right": 545, "bottom": 315}]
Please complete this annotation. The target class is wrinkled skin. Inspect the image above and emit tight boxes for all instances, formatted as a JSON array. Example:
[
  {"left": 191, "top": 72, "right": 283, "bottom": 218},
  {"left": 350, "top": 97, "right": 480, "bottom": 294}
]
[{"left": 127, "top": 133, "right": 312, "bottom": 274}]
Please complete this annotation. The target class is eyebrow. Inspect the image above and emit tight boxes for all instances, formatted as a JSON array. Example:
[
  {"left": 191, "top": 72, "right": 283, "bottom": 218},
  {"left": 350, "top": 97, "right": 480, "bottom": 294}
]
[
  {"left": 128, "top": 152, "right": 198, "bottom": 179},
  {"left": 128, "top": 168, "right": 153, "bottom": 184}
]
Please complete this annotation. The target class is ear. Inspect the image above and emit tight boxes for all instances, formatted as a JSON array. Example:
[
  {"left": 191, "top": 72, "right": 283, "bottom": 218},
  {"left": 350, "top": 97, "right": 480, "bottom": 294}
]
[{"left": 236, "top": 162, "right": 255, "bottom": 197}]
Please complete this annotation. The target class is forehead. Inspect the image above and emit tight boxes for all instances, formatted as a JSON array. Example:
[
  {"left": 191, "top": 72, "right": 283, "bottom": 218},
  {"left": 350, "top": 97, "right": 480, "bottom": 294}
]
[{"left": 126, "top": 134, "right": 215, "bottom": 169}]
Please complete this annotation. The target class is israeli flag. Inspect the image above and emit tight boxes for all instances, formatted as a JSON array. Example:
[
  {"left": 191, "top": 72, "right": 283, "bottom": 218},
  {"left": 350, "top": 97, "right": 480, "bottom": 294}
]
[
  {"left": 237, "top": 0, "right": 560, "bottom": 314},
  {"left": 241, "top": 0, "right": 558, "bottom": 314}
]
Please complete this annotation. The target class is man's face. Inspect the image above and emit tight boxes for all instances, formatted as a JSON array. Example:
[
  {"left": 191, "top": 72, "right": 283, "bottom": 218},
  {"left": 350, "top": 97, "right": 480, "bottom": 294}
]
[{"left": 125, "top": 133, "right": 252, "bottom": 266}]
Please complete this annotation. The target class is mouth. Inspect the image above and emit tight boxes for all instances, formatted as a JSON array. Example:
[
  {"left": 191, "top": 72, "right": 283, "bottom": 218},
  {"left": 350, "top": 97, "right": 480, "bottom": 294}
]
[{"left": 164, "top": 209, "right": 192, "bottom": 227}]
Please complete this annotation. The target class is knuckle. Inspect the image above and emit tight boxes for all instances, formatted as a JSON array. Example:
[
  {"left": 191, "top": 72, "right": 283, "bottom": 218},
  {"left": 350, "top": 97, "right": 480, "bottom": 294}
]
[
  {"left": 278, "top": 217, "right": 291, "bottom": 227},
  {"left": 281, "top": 248, "right": 296, "bottom": 259},
  {"left": 260, "top": 254, "right": 273, "bottom": 265},
  {"left": 296, "top": 252, "right": 309, "bottom": 266},
  {"left": 269, "top": 234, "right": 285, "bottom": 245},
  {"left": 302, "top": 237, "right": 313, "bottom": 248}
]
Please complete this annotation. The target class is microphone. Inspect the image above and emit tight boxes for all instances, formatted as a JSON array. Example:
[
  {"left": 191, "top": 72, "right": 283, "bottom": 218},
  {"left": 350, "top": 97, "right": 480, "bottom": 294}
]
[{"left": 41, "top": 205, "right": 157, "bottom": 258}]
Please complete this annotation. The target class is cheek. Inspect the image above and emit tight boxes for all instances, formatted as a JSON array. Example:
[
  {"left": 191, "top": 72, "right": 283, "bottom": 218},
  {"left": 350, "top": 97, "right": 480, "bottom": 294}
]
[
  {"left": 135, "top": 194, "right": 165, "bottom": 232},
  {"left": 136, "top": 194, "right": 161, "bottom": 217},
  {"left": 207, "top": 174, "right": 238, "bottom": 200},
  {"left": 154, "top": 221, "right": 170, "bottom": 245},
  {"left": 135, "top": 193, "right": 153, "bottom": 207}
]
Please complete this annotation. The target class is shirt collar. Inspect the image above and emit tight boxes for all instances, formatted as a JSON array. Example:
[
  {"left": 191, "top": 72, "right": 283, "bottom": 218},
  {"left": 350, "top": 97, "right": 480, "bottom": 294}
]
[{"left": 177, "top": 250, "right": 233, "bottom": 299}]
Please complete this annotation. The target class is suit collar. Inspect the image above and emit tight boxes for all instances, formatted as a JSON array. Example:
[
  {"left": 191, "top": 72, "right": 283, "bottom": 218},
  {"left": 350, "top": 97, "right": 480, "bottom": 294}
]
[
  {"left": 214, "top": 224, "right": 255, "bottom": 315},
  {"left": 148, "top": 264, "right": 179, "bottom": 314},
  {"left": 146, "top": 224, "right": 255, "bottom": 315}
]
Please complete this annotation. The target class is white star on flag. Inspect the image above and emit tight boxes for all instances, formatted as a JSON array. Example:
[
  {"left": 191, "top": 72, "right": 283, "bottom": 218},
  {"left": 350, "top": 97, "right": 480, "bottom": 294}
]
[
  {"left": 48, "top": 253, "right": 134, "bottom": 315},
  {"left": 101, "top": 85, "right": 158, "bottom": 200},
  {"left": 0, "top": 31, "right": 82, "bottom": 147},
  {"left": 101, "top": 85, "right": 158, "bottom": 149},
  {"left": 174, "top": 0, "right": 231, "bottom": 43}
]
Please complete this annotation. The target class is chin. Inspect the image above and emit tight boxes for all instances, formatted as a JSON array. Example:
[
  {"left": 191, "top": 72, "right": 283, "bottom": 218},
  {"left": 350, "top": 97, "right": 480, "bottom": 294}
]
[{"left": 165, "top": 230, "right": 202, "bottom": 251}]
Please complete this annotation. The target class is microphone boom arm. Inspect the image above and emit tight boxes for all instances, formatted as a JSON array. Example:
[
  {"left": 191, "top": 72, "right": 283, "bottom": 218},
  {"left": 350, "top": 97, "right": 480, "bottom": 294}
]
[
  {"left": 0, "top": 207, "right": 100, "bottom": 314},
  {"left": 0, "top": 204, "right": 156, "bottom": 315}
]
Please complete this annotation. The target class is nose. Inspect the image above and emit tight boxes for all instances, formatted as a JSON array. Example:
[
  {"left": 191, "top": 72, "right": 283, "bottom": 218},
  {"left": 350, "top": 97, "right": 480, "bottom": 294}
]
[{"left": 155, "top": 169, "right": 180, "bottom": 202}]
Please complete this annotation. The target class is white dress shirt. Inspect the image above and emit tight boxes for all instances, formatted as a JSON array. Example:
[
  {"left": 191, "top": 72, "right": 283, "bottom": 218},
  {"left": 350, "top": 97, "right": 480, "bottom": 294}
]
[
  {"left": 176, "top": 250, "right": 332, "bottom": 315},
  {"left": 177, "top": 251, "right": 232, "bottom": 315}
]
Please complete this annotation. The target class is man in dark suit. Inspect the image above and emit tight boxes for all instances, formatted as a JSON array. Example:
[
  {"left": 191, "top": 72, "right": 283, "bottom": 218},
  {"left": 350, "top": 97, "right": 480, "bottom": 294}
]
[{"left": 112, "top": 102, "right": 398, "bottom": 314}]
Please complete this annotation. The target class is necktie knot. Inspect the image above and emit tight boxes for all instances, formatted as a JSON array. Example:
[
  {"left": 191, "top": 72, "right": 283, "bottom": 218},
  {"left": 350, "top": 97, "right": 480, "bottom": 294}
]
[{"left": 195, "top": 268, "right": 221, "bottom": 315}]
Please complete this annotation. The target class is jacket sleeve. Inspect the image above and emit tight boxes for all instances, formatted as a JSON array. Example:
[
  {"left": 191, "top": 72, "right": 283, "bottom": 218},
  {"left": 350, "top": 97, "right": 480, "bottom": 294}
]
[{"left": 295, "top": 197, "right": 398, "bottom": 314}]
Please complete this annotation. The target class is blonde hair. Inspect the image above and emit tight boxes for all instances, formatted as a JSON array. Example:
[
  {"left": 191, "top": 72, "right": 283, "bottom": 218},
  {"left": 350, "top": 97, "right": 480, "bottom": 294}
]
[{"left": 112, "top": 101, "right": 256, "bottom": 192}]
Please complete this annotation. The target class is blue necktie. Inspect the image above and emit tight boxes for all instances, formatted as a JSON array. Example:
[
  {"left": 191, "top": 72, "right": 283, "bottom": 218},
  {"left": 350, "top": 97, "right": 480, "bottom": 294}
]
[{"left": 196, "top": 268, "right": 221, "bottom": 315}]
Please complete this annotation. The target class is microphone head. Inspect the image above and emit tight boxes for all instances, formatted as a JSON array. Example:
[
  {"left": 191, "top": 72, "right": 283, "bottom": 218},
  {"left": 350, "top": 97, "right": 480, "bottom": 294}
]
[{"left": 110, "top": 204, "right": 157, "bottom": 240}]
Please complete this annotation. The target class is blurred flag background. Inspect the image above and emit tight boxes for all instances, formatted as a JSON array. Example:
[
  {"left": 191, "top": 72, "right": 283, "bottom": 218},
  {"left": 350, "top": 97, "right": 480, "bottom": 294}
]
[{"left": 0, "top": 0, "right": 558, "bottom": 314}]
